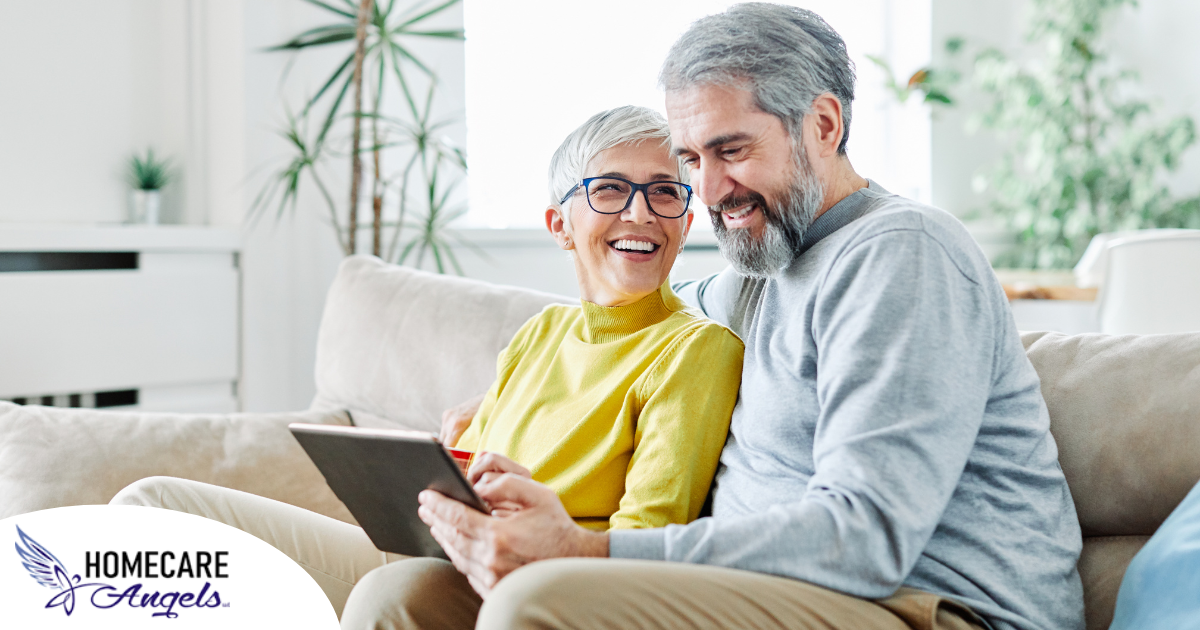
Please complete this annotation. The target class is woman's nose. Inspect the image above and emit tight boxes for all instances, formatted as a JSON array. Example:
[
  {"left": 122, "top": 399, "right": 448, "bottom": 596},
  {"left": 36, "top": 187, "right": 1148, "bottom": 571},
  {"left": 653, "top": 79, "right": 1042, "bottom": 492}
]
[{"left": 623, "top": 189, "right": 656, "bottom": 224}]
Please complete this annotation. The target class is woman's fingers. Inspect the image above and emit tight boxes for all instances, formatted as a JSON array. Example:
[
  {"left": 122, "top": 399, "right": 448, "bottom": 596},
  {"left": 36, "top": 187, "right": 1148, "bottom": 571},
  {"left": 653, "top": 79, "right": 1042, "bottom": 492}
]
[{"left": 439, "top": 392, "right": 485, "bottom": 446}]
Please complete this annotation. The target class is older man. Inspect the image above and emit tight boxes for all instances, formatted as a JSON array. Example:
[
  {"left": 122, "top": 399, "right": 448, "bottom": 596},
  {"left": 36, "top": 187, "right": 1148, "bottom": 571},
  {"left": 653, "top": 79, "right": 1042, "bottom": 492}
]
[{"left": 414, "top": 4, "right": 1084, "bottom": 630}]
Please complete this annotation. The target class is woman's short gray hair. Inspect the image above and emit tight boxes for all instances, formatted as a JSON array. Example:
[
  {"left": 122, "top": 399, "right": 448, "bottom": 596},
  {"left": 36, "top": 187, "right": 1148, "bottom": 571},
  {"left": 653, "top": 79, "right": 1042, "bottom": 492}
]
[
  {"left": 547, "top": 105, "right": 685, "bottom": 230},
  {"left": 659, "top": 2, "right": 855, "bottom": 154}
]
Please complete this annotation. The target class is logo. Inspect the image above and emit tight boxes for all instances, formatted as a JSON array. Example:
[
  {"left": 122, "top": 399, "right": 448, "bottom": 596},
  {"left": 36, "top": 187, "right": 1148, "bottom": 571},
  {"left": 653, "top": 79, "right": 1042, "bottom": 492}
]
[
  {"left": 15, "top": 526, "right": 225, "bottom": 619},
  {"left": 0, "top": 505, "right": 338, "bottom": 629}
]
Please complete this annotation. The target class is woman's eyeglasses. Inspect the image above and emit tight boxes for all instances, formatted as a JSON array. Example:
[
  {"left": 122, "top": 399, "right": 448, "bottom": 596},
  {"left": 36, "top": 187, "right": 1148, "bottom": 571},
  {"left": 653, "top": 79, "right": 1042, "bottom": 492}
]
[{"left": 560, "top": 177, "right": 693, "bottom": 219}]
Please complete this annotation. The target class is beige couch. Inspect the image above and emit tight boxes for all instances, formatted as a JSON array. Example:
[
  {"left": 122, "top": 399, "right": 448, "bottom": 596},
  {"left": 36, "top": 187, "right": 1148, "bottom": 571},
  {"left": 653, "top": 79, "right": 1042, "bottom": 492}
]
[{"left": 2, "top": 255, "right": 1197, "bottom": 630}]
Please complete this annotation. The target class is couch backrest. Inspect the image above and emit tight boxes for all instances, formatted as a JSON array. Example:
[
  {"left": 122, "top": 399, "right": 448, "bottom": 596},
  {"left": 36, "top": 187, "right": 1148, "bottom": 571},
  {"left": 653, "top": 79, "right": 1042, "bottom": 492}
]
[
  {"left": 1023, "top": 331, "right": 1200, "bottom": 537},
  {"left": 310, "top": 256, "right": 574, "bottom": 433},
  {"left": 311, "top": 258, "right": 1200, "bottom": 537}
]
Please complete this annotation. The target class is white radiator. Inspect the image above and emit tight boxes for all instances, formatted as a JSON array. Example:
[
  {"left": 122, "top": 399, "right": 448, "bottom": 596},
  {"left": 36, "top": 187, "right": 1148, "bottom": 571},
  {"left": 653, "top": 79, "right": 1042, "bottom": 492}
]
[{"left": 0, "top": 226, "right": 240, "bottom": 412}]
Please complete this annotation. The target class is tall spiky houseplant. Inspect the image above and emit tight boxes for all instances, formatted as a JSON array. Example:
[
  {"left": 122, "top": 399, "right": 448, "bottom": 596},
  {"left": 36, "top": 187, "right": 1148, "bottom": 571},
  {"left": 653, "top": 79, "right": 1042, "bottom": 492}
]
[
  {"left": 969, "top": 0, "right": 1199, "bottom": 269},
  {"left": 253, "top": 0, "right": 468, "bottom": 271}
]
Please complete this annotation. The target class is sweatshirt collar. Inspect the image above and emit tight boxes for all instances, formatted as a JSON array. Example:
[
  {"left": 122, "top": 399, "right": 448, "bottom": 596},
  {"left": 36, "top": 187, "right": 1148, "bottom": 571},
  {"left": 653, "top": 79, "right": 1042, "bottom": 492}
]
[
  {"left": 580, "top": 282, "right": 677, "bottom": 344},
  {"left": 796, "top": 179, "right": 888, "bottom": 257}
]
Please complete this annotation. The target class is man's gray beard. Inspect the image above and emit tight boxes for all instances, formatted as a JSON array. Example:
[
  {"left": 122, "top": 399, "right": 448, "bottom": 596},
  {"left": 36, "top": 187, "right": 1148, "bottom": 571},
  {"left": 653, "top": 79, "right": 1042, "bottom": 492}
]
[{"left": 711, "top": 151, "right": 825, "bottom": 279}]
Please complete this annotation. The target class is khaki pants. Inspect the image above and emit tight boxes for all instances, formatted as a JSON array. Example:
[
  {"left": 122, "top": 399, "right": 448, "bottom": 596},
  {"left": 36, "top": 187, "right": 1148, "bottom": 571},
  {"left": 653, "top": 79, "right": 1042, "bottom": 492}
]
[{"left": 110, "top": 477, "right": 984, "bottom": 630}]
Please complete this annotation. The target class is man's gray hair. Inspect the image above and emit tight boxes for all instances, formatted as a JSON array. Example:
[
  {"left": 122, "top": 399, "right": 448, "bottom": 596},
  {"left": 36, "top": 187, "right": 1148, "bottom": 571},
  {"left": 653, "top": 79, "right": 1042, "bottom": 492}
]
[
  {"left": 547, "top": 105, "right": 686, "bottom": 231},
  {"left": 659, "top": 2, "right": 855, "bottom": 154}
]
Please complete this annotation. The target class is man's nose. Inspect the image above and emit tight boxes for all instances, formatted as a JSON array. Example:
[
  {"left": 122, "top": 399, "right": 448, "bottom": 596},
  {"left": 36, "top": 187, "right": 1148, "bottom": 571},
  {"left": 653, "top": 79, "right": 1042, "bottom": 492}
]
[{"left": 694, "top": 160, "right": 732, "bottom": 207}]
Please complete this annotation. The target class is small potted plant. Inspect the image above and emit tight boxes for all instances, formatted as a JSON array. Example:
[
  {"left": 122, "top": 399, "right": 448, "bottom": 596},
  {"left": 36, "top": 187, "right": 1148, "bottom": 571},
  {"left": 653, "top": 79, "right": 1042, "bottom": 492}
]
[{"left": 127, "top": 148, "right": 172, "bottom": 225}]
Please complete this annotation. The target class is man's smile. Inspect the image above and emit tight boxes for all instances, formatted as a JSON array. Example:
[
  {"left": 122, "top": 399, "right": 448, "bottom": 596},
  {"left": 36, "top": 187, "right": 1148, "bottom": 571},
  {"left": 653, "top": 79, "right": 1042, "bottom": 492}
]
[{"left": 719, "top": 202, "right": 761, "bottom": 229}]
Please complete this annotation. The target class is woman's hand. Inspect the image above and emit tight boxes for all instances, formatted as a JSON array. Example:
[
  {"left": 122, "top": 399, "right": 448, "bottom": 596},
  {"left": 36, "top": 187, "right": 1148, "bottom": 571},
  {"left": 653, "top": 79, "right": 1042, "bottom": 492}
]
[
  {"left": 467, "top": 452, "right": 532, "bottom": 516},
  {"left": 439, "top": 392, "right": 485, "bottom": 446}
]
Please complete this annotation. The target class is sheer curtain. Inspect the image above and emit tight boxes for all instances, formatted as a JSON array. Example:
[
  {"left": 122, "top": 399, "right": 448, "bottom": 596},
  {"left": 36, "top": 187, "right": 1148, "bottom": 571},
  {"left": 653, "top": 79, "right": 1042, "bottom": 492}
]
[{"left": 463, "top": 0, "right": 931, "bottom": 228}]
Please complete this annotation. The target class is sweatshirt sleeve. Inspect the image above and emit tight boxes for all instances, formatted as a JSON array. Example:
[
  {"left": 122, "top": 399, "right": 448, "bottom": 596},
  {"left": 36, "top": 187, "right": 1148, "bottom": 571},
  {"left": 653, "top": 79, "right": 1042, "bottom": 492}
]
[
  {"left": 607, "top": 324, "right": 744, "bottom": 530},
  {"left": 672, "top": 266, "right": 742, "bottom": 326},
  {"left": 611, "top": 227, "right": 997, "bottom": 599}
]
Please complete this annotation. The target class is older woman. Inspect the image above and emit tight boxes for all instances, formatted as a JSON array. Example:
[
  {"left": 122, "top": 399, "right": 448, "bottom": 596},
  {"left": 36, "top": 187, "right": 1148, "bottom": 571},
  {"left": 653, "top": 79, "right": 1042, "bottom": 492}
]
[
  {"left": 449, "top": 105, "right": 742, "bottom": 531},
  {"left": 112, "top": 106, "right": 743, "bottom": 626}
]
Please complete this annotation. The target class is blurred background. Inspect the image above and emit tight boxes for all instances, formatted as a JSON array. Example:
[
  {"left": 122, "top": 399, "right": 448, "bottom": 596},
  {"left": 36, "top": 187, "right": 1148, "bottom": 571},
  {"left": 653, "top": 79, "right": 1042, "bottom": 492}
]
[{"left": 1, "top": 0, "right": 1196, "bottom": 413}]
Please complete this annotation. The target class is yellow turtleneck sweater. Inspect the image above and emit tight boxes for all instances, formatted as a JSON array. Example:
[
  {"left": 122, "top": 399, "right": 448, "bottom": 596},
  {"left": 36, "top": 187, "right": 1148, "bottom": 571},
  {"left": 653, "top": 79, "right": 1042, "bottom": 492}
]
[{"left": 454, "top": 282, "right": 743, "bottom": 531}]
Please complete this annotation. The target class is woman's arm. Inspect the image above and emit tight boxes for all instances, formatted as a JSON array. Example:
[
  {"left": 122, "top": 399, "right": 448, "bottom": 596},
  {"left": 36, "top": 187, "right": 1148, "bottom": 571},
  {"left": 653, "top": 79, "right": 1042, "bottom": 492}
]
[{"left": 609, "top": 324, "right": 744, "bottom": 529}]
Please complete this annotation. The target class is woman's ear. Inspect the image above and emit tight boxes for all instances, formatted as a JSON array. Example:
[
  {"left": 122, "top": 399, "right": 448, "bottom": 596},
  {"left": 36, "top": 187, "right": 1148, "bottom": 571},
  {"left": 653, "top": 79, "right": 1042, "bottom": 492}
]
[
  {"left": 545, "top": 205, "right": 573, "bottom": 250},
  {"left": 679, "top": 211, "right": 695, "bottom": 253}
]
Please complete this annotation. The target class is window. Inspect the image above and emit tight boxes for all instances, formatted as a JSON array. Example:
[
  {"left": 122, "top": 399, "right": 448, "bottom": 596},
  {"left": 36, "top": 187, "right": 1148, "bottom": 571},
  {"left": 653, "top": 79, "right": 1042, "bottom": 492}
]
[{"left": 464, "top": 0, "right": 931, "bottom": 228}]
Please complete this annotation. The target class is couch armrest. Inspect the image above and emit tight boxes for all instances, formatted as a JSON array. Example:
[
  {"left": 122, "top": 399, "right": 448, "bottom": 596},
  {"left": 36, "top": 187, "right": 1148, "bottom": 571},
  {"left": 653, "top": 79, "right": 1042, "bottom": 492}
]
[{"left": 0, "top": 401, "right": 354, "bottom": 523}]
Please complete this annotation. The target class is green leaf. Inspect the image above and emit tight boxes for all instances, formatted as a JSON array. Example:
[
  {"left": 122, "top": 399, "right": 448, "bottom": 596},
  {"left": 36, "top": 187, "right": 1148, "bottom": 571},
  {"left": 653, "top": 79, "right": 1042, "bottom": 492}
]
[
  {"left": 396, "top": 29, "right": 465, "bottom": 39},
  {"left": 300, "top": 0, "right": 356, "bottom": 19},
  {"left": 396, "top": 0, "right": 461, "bottom": 29},
  {"left": 302, "top": 52, "right": 355, "bottom": 117},
  {"left": 267, "top": 24, "right": 357, "bottom": 50},
  {"left": 924, "top": 91, "right": 953, "bottom": 105}
]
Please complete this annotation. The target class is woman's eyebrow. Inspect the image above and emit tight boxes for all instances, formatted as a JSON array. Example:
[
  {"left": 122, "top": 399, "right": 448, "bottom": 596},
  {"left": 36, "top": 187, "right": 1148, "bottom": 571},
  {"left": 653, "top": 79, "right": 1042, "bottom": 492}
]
[{"left": 594, "top": 171, "right": 679, "bottom": 181}]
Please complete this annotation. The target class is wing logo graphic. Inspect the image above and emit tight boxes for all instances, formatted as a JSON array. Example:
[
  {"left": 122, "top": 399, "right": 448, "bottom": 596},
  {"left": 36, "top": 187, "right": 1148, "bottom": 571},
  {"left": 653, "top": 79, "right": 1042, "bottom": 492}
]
[
  {"left": 12, "top": 525, "right": 226, "bottom": 618},
  {"left": 15, "top": 525, "right": 111, "bottom": 616}
]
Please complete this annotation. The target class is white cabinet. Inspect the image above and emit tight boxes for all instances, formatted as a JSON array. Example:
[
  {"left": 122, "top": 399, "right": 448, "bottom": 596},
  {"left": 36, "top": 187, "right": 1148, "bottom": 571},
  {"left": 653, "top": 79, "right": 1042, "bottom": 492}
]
[{"left": 0, "top": 226, "right": 240, "bottom": 412}]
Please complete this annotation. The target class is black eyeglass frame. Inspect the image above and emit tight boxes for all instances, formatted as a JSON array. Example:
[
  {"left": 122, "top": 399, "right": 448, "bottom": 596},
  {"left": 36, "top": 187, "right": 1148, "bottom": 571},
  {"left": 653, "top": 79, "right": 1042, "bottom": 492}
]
[{"left": 559, "top": 176, "right": 694, "bottom": 219}]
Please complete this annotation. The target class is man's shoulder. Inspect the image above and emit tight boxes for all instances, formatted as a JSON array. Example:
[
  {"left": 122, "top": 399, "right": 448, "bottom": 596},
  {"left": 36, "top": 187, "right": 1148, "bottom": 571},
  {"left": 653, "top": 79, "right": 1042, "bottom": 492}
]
[{"left": 832, "top": 192, "right": 990, "bottom": 284}]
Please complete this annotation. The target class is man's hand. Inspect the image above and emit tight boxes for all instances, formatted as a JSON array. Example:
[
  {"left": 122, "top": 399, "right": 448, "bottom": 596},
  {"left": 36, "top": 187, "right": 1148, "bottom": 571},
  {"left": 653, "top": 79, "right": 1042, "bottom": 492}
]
[
  {"left": 466, "top": 452, "right": 531, "bottom": 516},
  {"left": 417, "top": 474, "right": 608, "bottom": 597},
  {"left": 439, "top": 392, "right": 485, "bottom": 446}
]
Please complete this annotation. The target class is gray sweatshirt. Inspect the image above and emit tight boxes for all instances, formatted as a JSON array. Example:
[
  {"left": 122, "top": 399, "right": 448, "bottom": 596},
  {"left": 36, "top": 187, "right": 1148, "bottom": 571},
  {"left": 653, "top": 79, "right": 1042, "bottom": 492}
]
[{"left": 610, "top": 182, "right": 1084, "bottom": 630}]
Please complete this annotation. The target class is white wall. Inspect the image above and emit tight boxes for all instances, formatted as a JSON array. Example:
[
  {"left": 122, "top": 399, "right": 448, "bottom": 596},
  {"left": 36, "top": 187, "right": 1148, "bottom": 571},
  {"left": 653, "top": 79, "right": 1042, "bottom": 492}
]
[
  {"left": 0, "top": 0, "right": 466, "bottom": 413},
  {"left": 931, "top": 0, "right": 1200, "bottom": 259}
]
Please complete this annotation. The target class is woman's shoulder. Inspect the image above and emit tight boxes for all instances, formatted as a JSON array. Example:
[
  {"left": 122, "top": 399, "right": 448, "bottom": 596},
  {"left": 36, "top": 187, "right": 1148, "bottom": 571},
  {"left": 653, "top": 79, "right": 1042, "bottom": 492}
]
[
  {"left": 637, "top": 313, "right": 743, "bottom": 396},
  {"left": 662, "top": 308, "right": 744, "bottom": 348},
  {"left": 509, "top": 302, "right": 580, "bottom": 344},
  {"left": 530, "top": 302, "right": 581, "bottom": 326}
]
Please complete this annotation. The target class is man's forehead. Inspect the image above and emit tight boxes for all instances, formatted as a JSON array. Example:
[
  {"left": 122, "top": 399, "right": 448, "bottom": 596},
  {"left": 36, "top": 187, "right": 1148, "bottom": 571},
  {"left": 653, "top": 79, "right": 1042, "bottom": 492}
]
[{"left": 665, "top": 84, "right": 773, "bottom": 152}]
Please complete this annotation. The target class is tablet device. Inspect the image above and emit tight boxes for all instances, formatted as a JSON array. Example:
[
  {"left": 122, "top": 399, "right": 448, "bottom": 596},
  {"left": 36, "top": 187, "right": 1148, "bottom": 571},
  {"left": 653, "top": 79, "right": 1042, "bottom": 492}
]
[{"left": 288, "top": 423, "right": 489, "bottom": 559}]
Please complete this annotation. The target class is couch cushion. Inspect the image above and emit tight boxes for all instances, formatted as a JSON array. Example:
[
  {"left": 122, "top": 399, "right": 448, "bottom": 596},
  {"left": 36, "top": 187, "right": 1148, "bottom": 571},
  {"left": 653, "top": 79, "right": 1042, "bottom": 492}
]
[
  {"left": 310, "top": 256, "right": 574, "bottom": 433},
  {"left": 1022, "top": 331, "right": 1200, "bottom": 536},
  {"left": 1109, "top": 480, "right": 1200, "bottom": 630},
  {"left": 1078, "top": 535, "right": 1148, "bottom": 630},
  {"left": 0, "top": 402, "right": 354, "bottom": 523}
]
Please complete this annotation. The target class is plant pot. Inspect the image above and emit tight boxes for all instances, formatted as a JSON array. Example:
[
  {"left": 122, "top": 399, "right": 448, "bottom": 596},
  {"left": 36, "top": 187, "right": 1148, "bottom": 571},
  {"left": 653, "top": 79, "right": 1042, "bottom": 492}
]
[{"left": 129, "top": 189, "right": 162, "bottom": 225}]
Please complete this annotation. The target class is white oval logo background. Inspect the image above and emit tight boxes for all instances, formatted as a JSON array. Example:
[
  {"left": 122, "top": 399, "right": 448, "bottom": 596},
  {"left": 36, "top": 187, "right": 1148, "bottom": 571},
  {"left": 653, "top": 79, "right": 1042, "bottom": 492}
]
[{"left": 0, "top": 505, "right": 339, "bottom": 629}]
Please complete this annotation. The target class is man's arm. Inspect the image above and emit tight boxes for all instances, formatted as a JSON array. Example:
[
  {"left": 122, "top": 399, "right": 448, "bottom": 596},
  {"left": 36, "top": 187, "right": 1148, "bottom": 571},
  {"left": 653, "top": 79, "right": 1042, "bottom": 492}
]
[
  {"left": 671, "top": 266, "right": 740, "bottom": 324},
  {"left": 612, "top": 228, "right": 997, "bottom": 598}
]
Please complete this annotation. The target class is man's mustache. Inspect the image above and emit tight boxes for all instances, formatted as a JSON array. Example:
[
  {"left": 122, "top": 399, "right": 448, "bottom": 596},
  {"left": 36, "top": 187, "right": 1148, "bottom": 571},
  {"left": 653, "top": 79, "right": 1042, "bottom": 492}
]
[{"left": 708, "top": 192, "right": 771, "bottom": 219}]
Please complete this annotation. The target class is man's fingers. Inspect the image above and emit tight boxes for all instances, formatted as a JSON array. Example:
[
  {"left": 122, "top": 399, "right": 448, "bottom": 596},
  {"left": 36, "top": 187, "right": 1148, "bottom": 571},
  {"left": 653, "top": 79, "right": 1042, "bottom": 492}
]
[
  {"left": 418, "top": 490, "right": 489, "bottom": 536},
  {"left": 467, "top": 452, "right": 532, "bottom": 485},
  {"left": 466, "top": 573, "right": 492, "bottom": 599},
  {"left": 475, "top": 473, "right": 553, "bottom": 508}
]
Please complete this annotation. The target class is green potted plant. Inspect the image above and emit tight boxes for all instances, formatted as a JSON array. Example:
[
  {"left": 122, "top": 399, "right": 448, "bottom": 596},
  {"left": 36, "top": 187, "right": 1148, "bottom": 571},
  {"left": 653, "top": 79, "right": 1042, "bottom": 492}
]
[
  {"left": 254, "top": 0, "right": 473, "bottom": 273},
  {"left": 127, "top": 148, "right": 173, "bottom": 225}
]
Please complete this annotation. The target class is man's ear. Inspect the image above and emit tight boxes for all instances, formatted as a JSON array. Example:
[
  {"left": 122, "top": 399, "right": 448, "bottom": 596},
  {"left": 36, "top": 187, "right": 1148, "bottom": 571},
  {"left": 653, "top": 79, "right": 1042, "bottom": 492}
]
[
  {"left": 545, "top": 206, "right": 573, "bottom": 250},
  {"left": 806, "top": 93, "right": 845, "bottom": 158}
]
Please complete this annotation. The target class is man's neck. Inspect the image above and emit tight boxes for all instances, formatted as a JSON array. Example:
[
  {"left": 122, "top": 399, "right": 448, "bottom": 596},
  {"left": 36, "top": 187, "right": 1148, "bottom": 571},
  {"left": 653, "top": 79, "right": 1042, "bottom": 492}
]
[{"left": 815, "top": 159, "right": 869, "bottom": 220}]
